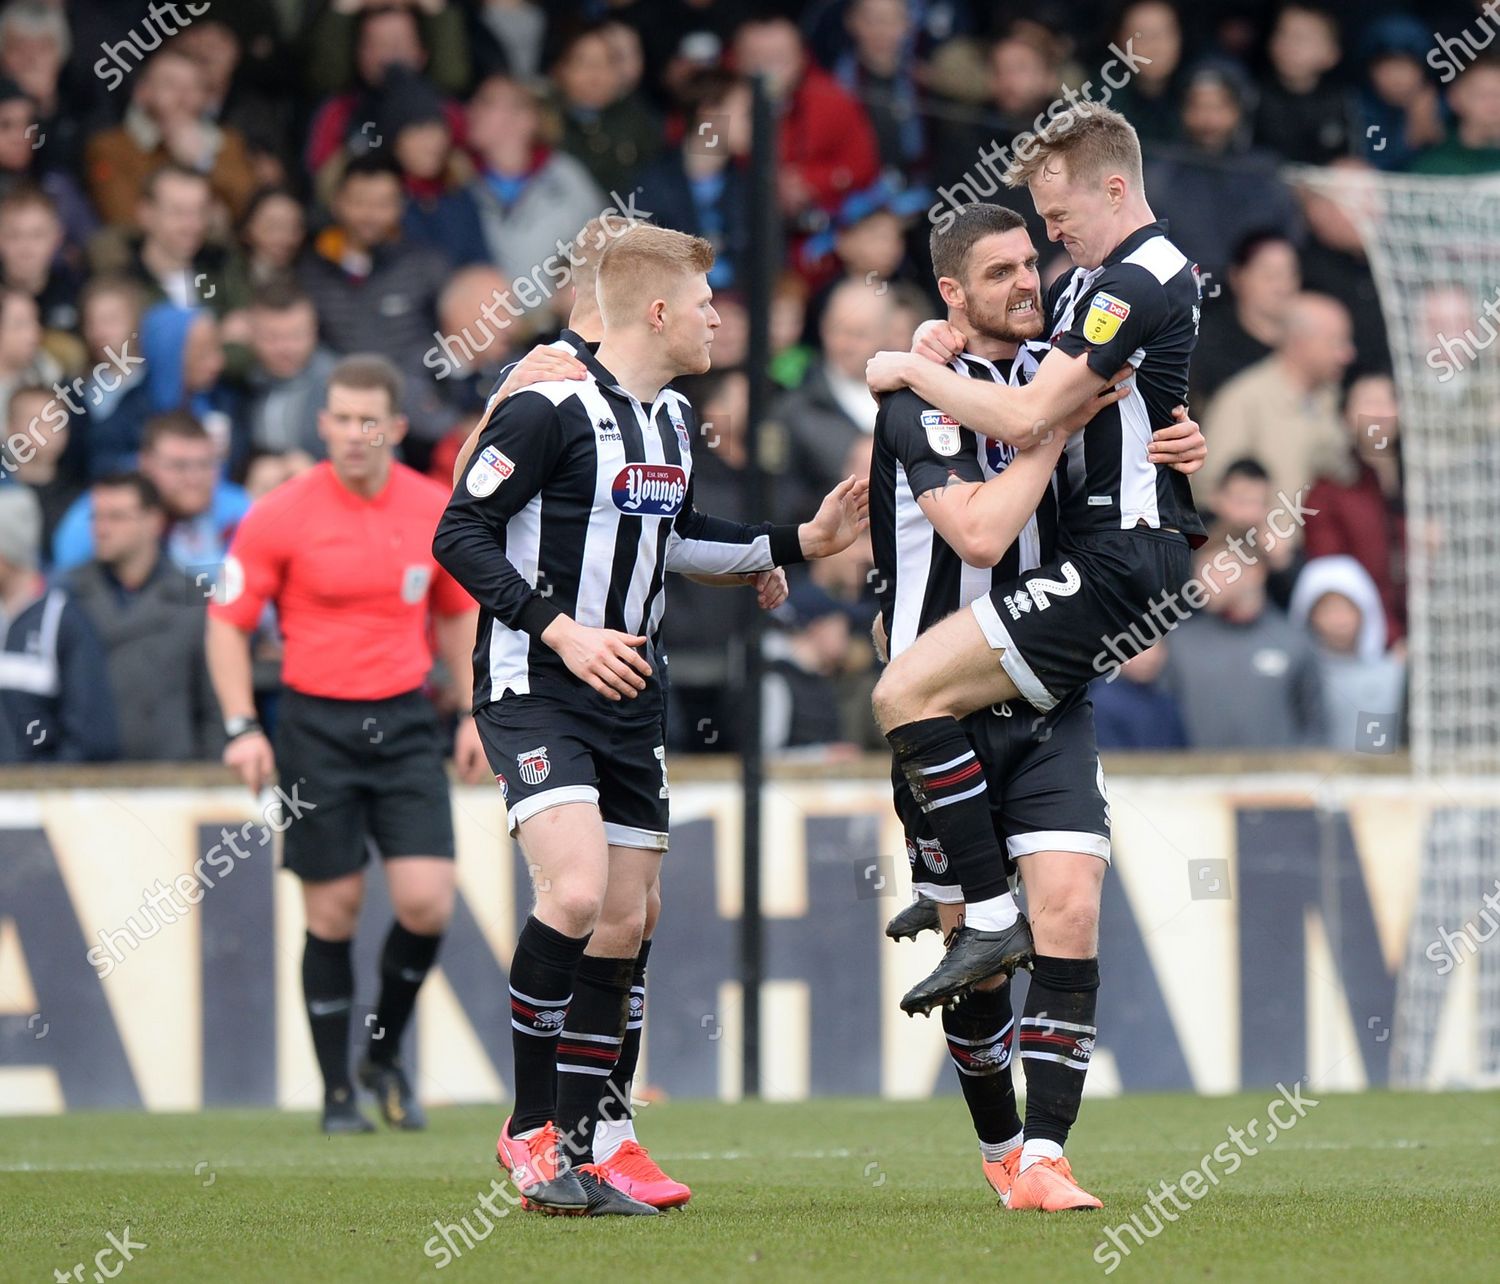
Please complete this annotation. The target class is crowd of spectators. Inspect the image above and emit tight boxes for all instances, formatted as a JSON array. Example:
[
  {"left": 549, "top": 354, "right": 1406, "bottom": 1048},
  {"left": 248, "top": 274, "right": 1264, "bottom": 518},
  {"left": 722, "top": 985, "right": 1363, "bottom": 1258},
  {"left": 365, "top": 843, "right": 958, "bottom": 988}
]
[{"left": 0, "top": 0, "right": 1484, "bottom": 764}]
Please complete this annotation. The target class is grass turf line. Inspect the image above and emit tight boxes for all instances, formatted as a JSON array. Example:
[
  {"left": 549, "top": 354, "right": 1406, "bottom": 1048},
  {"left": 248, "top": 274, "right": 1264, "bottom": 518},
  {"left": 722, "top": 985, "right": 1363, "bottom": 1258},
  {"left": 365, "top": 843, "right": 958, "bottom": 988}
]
[{"left": 2, "top": 1092, "right": 1497, "bottom": 1283}]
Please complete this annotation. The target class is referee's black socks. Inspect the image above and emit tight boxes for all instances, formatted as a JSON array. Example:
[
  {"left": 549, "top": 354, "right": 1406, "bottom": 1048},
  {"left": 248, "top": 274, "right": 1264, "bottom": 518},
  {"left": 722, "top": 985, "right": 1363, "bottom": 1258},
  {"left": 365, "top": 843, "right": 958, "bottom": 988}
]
[
  {"left": 303, "top": 932, "right": 355, "bottom": 1097},
  {"left": 509, "top": 915, "right": 590, "bottom": 1135},
  {"left": 885, "top": 717, "right": 1011, "bottom": 904},
  {"left": 368, "top": 922, "right": 443, "bottom": 1066},
  {"left": 1018, "top": 955, "right": 1099, "bottom": 1161},
  {"left": 555, "top": 953, "right": 635, "bottom": 1165}
]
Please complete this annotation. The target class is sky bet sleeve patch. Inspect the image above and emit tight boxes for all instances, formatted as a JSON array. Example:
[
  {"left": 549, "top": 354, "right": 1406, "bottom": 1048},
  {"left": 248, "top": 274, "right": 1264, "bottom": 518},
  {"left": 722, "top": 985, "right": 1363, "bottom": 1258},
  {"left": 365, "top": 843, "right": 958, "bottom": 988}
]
[
  {"left": 1083, "top": 291, "right": 1131, "bottom": 344},
  {"left": 920, "top": 409, "right": 962, "bottom": 456},
  {"left": 466, "top": 445, "right": 516, "bottom": 497}
]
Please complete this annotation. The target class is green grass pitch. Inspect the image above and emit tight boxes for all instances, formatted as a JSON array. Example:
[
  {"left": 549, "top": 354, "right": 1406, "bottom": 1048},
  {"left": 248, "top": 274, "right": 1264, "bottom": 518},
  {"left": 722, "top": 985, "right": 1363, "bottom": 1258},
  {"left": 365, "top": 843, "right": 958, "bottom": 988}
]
[{"left": 4, "top": 1092, "right": 1497, "bottom": 1283}]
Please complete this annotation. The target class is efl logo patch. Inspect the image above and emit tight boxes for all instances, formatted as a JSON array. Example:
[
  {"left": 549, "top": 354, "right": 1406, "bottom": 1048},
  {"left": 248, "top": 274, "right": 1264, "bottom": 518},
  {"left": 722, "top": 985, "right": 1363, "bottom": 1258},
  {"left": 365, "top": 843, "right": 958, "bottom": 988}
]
[
  {"left": 613, "top": 463, "right": 687, "bottom": 516},
  {"left": 1083, "top": 291, "right": 1130, "bottom": 344},
  {"left": 921, "top": 409, "right": 962, "bottom": 456},
  {"left": 466, "top": 445, "right": 515, "bottom": 497},
  {"left": 517, "top": 746, "right": 550, "bottom": 786}
]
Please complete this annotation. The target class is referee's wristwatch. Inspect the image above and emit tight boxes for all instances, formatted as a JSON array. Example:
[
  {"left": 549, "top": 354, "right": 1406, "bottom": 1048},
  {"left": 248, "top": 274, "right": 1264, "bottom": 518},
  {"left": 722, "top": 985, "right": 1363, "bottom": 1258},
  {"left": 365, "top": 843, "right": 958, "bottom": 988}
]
[{"left": 224, "top": 715, "right": 264, "bottom": 742}]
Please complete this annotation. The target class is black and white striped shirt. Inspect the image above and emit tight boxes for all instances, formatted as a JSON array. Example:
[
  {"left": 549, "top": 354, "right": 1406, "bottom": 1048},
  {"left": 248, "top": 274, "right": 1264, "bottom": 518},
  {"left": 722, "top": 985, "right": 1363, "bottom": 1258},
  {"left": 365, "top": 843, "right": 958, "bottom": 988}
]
[
  {"left": 871, "top": 346, "right": 1058, "bottom": 658},
  {"left": 1045, "top": 219, "right": 1206, "bottom": 545},
  {"left": 434, "top": 343, "right": 804, "bottom": 704}
]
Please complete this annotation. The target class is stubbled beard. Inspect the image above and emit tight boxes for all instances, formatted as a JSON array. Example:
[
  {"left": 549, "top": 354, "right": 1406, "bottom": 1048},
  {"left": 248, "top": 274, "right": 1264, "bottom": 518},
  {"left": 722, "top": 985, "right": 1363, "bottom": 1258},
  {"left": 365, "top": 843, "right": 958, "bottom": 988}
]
[{"left": 965, "top": 293, "right": 1043, "bottom": 344}]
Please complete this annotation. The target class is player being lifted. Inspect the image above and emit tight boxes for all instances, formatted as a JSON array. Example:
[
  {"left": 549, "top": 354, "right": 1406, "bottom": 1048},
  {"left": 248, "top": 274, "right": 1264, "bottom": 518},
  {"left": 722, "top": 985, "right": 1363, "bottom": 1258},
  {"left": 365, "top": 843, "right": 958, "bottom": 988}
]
[
  {"left": 867, "top": 103, "right": 1206, "bottom": 1013},
  {"left": 872, "top": 203, "right": 1204, "bottom": 1212},
  {"left": 434, "top": 226, "right": 867, "bottom": 1216}
]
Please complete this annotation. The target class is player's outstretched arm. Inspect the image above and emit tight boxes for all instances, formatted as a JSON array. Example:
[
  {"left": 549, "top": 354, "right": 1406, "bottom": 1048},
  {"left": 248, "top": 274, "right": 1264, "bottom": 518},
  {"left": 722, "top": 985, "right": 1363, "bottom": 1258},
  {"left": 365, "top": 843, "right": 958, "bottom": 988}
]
[
  {"left": 798, "top": 474, "right": 871, "bottom": 558},
  {"left": 450, "top": 345, "right": 588, "bottom": 485}
]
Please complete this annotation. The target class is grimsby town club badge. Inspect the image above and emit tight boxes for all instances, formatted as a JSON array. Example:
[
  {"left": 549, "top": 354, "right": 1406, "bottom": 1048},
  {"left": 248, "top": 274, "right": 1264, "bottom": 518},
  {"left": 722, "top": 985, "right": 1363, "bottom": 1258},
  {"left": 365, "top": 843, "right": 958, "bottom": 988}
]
[{"left": 517, "top": 746, "right": 550, "bottom": 786}]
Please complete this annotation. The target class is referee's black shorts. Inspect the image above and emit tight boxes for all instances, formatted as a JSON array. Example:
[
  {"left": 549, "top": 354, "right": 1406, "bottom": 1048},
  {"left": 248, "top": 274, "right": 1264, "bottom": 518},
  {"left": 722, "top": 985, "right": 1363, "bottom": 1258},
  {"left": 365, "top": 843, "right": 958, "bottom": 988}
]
[
  {"left": 274, "top": 687, "right": 455, "bottom": 882},
  {"left": 970, "top": 527, "right": 1191, "bottom": 712}
]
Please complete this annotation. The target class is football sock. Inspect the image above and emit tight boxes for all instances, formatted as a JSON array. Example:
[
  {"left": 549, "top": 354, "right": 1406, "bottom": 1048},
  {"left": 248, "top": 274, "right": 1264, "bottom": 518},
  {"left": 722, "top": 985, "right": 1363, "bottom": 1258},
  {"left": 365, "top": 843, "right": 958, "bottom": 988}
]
[
  {"left": 303, "top": 931, "right": 354, "bottom": 1097},
  {"left": 509, "top": 915, "right": 589, "bottom": 1134},
  {"left": 1019, "top": 954, "right": 1100, "bottom": 1167},
  {"left": 554, "top": 953, "right": 634, "bottom": 1165},
  {"left": 965, "top": 891, "right": 1020, "bottom": 932},
  {"left": 369, "top": 922, "right": 442, "bottom": 1065},
  {"left": 943, "top": 983, "right": 1022, "bottom": 1150},
  {"left": 595, "top": 937, "right": 651, "bottom": 1162},
  {"left": 886, "top": 718, "right": 1009, "bottom": 902}
]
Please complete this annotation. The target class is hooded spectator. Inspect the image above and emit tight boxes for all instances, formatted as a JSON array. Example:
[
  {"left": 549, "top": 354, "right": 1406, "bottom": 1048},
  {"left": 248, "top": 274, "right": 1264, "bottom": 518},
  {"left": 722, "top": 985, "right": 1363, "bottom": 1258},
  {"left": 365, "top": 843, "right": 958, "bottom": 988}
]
[
  {"left": 1356, "top": 15, "right": 1447, "bottom": 171},
  {"left": 71, "top": 276, "right": 153, "bottom": 481},
  {"left": 1290, "top": 555, "right": 1406, "bottom": 752},
  {"left": 1304, "top": 372, "right": 1407, "bottom": 646}
]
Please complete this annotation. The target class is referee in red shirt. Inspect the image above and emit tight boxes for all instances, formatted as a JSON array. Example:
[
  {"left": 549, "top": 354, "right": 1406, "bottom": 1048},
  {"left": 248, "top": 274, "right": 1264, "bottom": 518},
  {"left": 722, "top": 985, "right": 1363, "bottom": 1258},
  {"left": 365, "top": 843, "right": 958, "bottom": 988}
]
[{"left": 207, "top": 355, "right": 487, "bottom": 1134}]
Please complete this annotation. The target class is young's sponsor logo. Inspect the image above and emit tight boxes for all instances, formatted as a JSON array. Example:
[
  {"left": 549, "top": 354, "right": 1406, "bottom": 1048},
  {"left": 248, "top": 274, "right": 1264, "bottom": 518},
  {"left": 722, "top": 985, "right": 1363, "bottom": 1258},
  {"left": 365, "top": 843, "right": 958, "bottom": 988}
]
[{"left": 612, "top": 463, "right": 687, "bottom": 516}]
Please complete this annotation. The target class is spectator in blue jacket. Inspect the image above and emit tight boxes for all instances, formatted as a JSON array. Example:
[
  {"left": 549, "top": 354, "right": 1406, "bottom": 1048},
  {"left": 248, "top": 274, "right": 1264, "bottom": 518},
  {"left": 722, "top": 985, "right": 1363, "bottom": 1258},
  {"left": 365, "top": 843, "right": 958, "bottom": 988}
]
[{"left": 52, "top": 411, "right": 249, "bottom": 575}]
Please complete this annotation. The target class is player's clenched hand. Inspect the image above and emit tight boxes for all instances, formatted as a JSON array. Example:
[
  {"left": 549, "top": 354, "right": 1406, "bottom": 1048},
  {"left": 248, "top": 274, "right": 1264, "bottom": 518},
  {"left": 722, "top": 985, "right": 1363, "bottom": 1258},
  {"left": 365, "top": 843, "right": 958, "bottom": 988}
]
[
  {"left": 498, "top": 347, "right": 588, "bottom": 400},
  {"left": 1149, "top": 405, "right": 1208, "bottom": 474},
  {"left": 542, "top": 616, "right": 652, "bottom": 701},
  {"left": 911, "top": 319, "right": 967, "bottom": 365},
  {"left": 750, "top": 568, "right": 788, "bottom": 610},
  {"left": 865, "top": 351, "right": 918, "bottom": 394},
  {"left": 799, "top": 475, "right": 871, "bottom": 558},
  {"left": 224, "top": 731, "right": 275, "bottom": 795}
]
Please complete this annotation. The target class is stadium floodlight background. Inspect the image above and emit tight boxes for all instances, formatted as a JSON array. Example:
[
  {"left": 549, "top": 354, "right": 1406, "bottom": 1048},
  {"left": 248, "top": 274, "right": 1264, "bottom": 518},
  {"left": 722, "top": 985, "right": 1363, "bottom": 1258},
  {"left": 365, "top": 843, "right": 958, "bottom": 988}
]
[{"left": 1291, "top": 168, "right": 1500, "bottom": 1085}]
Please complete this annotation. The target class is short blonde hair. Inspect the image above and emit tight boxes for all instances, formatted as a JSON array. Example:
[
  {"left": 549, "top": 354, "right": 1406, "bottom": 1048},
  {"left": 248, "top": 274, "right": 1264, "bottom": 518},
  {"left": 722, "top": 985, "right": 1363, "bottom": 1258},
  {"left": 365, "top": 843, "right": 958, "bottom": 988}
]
[
  {"left": 1004, "top": 100, "right": 1144, "bottom": 192},
  {"left": 596, "top": 225, "right": 715, "bottom": 325}
]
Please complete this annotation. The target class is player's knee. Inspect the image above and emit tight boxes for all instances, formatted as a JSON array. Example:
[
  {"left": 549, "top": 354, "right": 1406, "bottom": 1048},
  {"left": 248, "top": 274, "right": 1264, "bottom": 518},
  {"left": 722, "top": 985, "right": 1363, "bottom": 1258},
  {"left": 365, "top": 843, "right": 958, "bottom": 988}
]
[
  {"left": 543, "top": 883, "right": 606, "bottom": 937},
  {"left": 395, "top": 887, "right": 454, "bottom": 936},
  {"left": 871, "top": 666, "right": 914, "bottom": 732},
  {"left": 643, "top": 883, "right": 662, "bottom": 939},
  {"left": 592, "top": 904, "right": 648, "bottom": 955},
  {"left": 304, "top": 888, "right": 361, "bottom": 939},
  {"left": 1033, "top": 898, "right": 1099, "bottom": 955}
]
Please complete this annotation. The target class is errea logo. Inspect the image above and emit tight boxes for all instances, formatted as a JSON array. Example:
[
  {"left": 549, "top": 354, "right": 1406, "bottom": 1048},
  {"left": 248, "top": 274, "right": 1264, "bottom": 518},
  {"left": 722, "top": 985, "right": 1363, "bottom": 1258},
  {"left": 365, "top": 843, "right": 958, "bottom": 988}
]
[{"left": 596, "top": 417, "right": 622, "bottom": 442}]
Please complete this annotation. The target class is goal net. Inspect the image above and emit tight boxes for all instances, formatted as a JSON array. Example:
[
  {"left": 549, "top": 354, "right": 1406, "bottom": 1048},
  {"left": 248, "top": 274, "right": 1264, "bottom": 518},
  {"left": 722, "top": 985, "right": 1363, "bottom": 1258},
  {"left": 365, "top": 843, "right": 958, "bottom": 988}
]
[{"left": 1292, "top": 169, "right": 1500, "bottom": 1086}]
